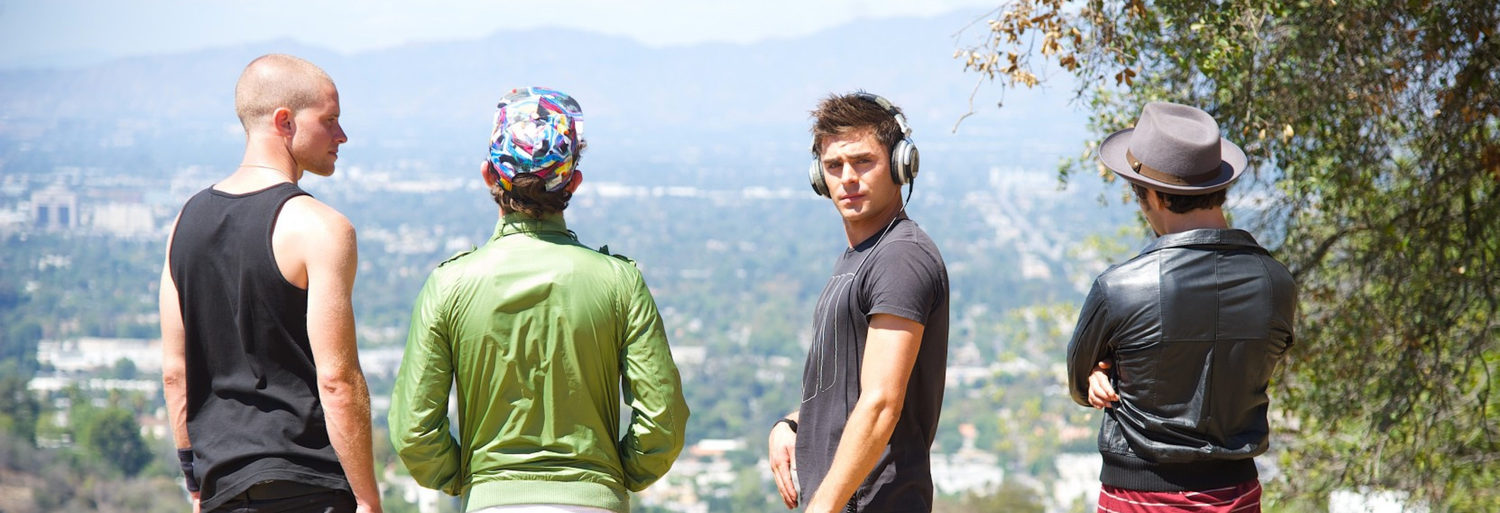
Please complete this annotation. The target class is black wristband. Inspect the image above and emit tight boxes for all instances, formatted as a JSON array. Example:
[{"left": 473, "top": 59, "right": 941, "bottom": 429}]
[
  {"left": 178, "top": 448, "right": 200, "bottom": 493},
  {"left": 774, "top": 418, "right": 798, "bottom": 433}
]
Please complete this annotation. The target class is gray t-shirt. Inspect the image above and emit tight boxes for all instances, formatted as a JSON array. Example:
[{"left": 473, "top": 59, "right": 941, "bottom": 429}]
[{"left": 796, "top": 216, "right": 949, "bottom": 512}]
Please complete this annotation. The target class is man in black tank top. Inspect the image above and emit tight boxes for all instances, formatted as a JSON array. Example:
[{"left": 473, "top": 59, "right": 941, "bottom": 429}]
[{"left": 159, "top": 54, "right": 382, "bottom": 513}]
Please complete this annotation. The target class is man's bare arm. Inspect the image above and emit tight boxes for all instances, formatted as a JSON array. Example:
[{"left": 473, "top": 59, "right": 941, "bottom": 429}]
[
  {"left": 159, "top": 215, "right": 199, "bottom": 510},
  {"left": 160, "top": 217, "right": 190, "bottom": 451},
  {"left": 296, "top": 199, "right": 382, "bottom": 513},
  {"left": 805, "top": 314, "right": 924, "bottom": 513}
]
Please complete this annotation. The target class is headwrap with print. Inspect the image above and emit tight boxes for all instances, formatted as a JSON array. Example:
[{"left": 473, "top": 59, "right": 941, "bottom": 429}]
[{"left": 488, "top": 87, "right": 584, "bottom": 192}]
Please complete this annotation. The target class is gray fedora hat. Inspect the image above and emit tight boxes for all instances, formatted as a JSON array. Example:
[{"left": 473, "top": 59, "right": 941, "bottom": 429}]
[{"left": 1098, "top": 101, "right": 1247, "bottom": 195}]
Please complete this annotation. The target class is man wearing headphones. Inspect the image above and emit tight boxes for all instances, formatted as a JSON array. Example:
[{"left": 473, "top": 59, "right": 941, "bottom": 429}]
[
  {"left": 388, "top": 87, "right": 689, "bottom": 513},
  {"left": 768, "top": 92, "right": 950, "bottom": 512}
]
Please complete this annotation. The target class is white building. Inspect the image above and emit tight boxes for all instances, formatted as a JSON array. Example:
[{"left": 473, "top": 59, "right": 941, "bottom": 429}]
[
  {"left": 30, "top": 184, "right": 79, "bottom": 231},
  {"left": 36, "top": 337, "right": 161, "bottom": 374},
  {"left": 357, "top": 346, "right": 406, "bottom": 378},
  {"left": 932, "top": 423, "right": 1006, "bottom": 496},
  {"left": 1329, "top": 489, "right": 1430, "bottom": 513},
  {"left": 932, "top": 451, "right": 1005, "bottom": 495},
  {"left": 1051, "top": 452, "right": 1102, "bottom": 513},
  {"left": 91, "top": 202, "right": 157, "bottom": 237}
]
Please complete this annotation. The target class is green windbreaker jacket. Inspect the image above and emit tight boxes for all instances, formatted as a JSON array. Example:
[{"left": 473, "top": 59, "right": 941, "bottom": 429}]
[{"left": 389, "top": 213, "right": 689, "bottom": 513}]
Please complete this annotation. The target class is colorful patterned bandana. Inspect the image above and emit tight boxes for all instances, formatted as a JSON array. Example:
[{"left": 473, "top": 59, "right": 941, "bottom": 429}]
[{"left": 488, "top": 87, "right": 584, "bottom": 192}]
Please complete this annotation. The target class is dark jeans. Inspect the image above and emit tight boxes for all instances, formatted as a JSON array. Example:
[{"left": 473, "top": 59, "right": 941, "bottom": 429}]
[{"left": 208, "top": 480, "right": 355, "bottom": 513}]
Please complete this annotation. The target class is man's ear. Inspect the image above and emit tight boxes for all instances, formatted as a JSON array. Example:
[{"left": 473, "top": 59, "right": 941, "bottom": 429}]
[
  {"left": 1135, "top": 187, "right": 1159, "bottom": 212},
  {"left": 565, "top": 170, "right": 584, "bottom": 193},
  {"left": 1148, "top": 189, "right": 1169, "bottom": 211},
  {"left": 271, "top": 107, "right": 295, "bottom": 137},
  {"left": 481, "top": 161, "right": 497, "bottom": 187}
]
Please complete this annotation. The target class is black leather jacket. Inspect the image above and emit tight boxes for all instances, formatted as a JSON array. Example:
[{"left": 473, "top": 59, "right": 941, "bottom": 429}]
[{"left": 1067, "top": 229, "right": 1296, "bottom": 491}]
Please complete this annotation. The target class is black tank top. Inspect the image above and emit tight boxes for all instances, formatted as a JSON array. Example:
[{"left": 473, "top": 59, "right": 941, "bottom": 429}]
[{"left": 168, "top": 182, "right": 350, "bottom": 511}]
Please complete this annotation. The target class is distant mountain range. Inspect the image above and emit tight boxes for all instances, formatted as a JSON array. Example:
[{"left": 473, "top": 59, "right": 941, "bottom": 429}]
[{"left": 0, "top": 11, "right": 1092, "bottom": 184}]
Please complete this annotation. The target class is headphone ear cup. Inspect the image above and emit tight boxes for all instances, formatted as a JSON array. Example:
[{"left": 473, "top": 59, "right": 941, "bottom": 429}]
[
  {"left": 902, "top": 141, "right": 919, "bottom": 184},
  {"left": 809, "top": 158, "right": 830, "bottom": 197},
  {"left": 889, "top": 139, "right": 919, "bottom": 186}
]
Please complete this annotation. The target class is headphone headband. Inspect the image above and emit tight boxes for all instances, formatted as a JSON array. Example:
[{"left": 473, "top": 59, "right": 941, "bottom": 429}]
[{"left": 853, "top": 92, "right": 912, "bottom": 138}]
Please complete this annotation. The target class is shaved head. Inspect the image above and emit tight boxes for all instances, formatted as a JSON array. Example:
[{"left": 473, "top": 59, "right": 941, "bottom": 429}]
[{"left": 234, "top": 54, "right": 335, "bottom": 133}]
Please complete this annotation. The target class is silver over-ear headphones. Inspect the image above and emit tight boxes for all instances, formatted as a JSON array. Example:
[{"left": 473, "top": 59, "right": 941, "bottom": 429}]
[{"left": 808, "top": 92, "right": 920, "bottom": 198}]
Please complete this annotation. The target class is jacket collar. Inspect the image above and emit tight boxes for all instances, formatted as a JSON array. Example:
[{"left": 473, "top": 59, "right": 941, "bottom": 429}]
[
  {"left": 492, "top": 212, "right": 573, "bottom": 241},
  {"left": 1140, "top": 228, "right": 1267, "bottom": 255}
]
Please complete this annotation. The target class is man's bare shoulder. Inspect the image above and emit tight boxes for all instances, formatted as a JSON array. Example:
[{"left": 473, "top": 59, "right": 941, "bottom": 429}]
[{"left": 278, "top": 194, "right": 355, "bottom": 242}]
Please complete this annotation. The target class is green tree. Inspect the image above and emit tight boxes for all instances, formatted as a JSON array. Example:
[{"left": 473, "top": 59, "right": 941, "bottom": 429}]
[
  {"left": 0, "top": 361, "right": 40, "bottom": 445},
  {"left": 934, "top": 480, "right": 1046, "bottom": 513},
  {"left": 717, "top": 466, "right": 778, "bottom": 512},
  {"left": 0, "top": 275, "right": 42, "bottom": 374},
  {"left": 958, "top": 0, "right": 1499, "bottom": 510},
  {"left": 74, "top": 405, "right": 152, "bottom": 477},
  {"left": 109, "top": 357, "right": 139, "bottom": 380}
]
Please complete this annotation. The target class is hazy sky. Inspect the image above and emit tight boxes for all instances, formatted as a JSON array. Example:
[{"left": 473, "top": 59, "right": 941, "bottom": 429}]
[{"left": 1, "top": 0, "right": 1000, "bottom": 68}]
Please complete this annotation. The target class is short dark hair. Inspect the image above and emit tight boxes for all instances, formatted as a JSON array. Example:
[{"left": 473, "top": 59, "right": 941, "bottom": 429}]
[
  {"left": 490, "top": 173, "right": 571, "bottom": 217},
  {"left": 810, "top": 92, "right": 904, "bottom": 157},
  {"left": 1130, "top": 183, "right": 1228, "bottom": 214}
]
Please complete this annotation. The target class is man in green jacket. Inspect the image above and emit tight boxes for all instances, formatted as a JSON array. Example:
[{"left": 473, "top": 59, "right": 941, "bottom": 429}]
[{"left": 389, "top": 87, "right": 689, "bottom": 513}]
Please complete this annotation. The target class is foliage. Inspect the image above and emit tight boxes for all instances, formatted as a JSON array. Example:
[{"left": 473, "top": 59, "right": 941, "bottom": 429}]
[
  {"left": 959, "top": 0, "right": 1500, "bottom": 509},
  {"left": 0, "top": 360, "right": 40, "bottom": 446},
  {"left": 109, "top": 357, "right": 139, "bottom": 380},
  {"left": 935, "top": 479, "right": 1047, "bottom": 513},
  {"left": 72, "top": 402, "right": 152, "bottom": 477},
  {"left": 0, "top": 430, "right": 181, "bottom": 513},
  {"left": 0, "top": 277, "right": 43, "bottom": 373},
  {"left": 0, "top": 233, "right": 162, "bottom": 343},
  {"left": 948, "top": 303, "right": 1099, "bottom": 475}
]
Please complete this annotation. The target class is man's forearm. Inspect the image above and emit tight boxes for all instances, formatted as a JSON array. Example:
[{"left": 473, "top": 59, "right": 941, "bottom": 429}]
[
  {"left": 320, "top": 371, "right": 382, "bottom": 511},
  {"left": 160, "top": 264, "right": 191, "bottom": 450},
  {"left": 163, "top": 367, "right": 191, "bottom": 449},
  {"left": 805, "top": 395, "right": 902, "bottom": 512}
]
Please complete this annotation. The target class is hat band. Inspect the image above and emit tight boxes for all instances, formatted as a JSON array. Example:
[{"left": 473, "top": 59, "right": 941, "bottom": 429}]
[{"left": 1126, "top": 149, "right": 1223, "bottom": 186}]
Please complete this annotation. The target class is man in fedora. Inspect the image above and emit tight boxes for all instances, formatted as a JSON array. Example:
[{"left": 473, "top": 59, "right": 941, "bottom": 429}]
[{"left": 1066, "top": 101, "right": 1296, "bottom": 512}]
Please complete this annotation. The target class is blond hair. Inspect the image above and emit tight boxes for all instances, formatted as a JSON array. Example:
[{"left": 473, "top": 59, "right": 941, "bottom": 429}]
[{"left": 233, "top": 54, "right": 334, "bottom": 132}]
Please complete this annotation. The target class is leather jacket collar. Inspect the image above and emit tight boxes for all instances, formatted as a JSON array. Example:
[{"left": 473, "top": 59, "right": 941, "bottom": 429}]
[{"left": 1140, "top": 228, "right": 1268, "bottom": 256}]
